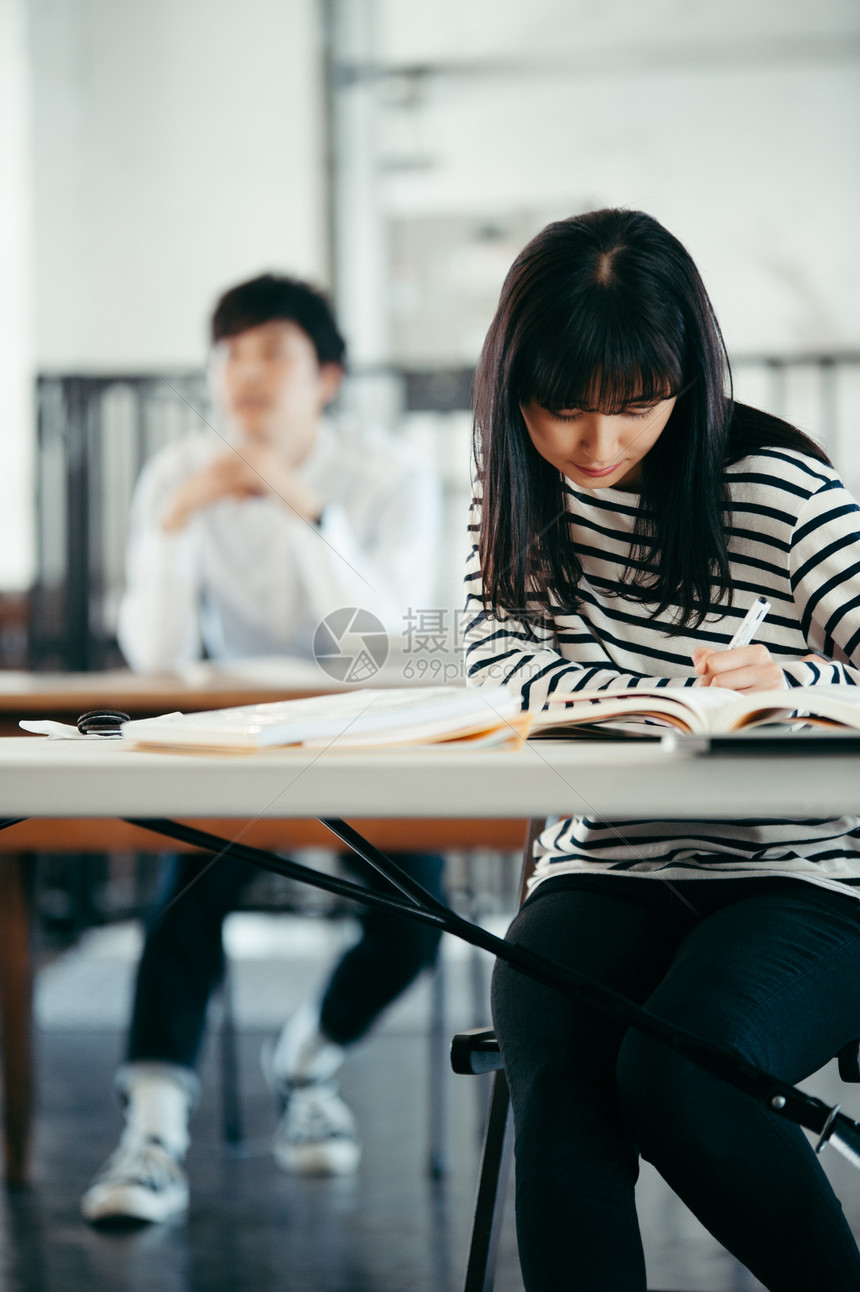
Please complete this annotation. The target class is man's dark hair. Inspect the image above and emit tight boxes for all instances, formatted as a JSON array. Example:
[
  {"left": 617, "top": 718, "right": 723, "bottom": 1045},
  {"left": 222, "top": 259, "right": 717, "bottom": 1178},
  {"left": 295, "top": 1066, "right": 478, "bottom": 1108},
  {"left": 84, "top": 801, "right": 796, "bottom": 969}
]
[{"left": 211, "top": 273, "right": 347, "bottom": 367}]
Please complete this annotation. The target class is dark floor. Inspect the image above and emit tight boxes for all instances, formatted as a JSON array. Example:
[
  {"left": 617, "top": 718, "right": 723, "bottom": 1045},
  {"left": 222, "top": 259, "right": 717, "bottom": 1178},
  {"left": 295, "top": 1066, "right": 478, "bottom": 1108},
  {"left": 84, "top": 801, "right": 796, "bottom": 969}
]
[
  {"left": 11, "top": 1027, "right": 519, "bottom": 1292},
  {"left": 9, "top": 936, "right": 860, "bottom": 1291}
]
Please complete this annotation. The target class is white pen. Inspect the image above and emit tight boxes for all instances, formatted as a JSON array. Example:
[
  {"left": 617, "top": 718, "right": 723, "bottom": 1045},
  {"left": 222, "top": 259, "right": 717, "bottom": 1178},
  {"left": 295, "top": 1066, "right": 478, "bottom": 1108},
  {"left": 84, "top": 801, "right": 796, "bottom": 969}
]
[{"left": 728, "top": 595, "right": 771, "bottom": 650}]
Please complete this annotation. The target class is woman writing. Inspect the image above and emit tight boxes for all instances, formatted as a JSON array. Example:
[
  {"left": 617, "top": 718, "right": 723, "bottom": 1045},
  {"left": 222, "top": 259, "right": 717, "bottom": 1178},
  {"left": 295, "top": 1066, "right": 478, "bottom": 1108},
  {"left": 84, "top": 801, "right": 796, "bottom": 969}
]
[{"left": 465, "top": 208, "right": 860, "bottom": 1290}]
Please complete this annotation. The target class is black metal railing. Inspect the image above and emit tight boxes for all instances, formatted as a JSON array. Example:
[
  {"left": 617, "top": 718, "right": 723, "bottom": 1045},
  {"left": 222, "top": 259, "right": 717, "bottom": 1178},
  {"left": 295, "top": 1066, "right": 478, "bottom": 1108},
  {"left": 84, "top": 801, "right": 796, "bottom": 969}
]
[{"left": 31, "top": 372, "right": 208, "bottom": 670}]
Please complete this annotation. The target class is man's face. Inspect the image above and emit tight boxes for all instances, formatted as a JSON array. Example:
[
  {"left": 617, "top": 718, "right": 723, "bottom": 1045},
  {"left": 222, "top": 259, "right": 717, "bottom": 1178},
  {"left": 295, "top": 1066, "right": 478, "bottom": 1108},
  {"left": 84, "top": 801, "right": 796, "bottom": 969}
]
[{"left": 212, "top": 320, "right": 341, "bottom": 464}]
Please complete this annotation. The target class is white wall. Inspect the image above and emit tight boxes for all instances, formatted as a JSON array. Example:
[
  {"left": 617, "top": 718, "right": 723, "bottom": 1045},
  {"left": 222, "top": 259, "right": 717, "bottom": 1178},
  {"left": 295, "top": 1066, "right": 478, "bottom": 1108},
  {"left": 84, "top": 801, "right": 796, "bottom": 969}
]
[
  {"left": 0, "top": 0, "right": 35, "bottom": 589},
  {"left": 378, "top": 0, "right": 860, "bottom": 358},
  {"left": 30, "top": 0, "right": 327, "bottom": 371}
]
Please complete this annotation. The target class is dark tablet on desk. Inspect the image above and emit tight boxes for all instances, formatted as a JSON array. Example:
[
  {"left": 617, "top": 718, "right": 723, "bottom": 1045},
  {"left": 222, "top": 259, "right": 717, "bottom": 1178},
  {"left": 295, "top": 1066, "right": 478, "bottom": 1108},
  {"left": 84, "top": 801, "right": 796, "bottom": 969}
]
[{"left": 663, "top": 729, "right": 860, "bottom": 757}]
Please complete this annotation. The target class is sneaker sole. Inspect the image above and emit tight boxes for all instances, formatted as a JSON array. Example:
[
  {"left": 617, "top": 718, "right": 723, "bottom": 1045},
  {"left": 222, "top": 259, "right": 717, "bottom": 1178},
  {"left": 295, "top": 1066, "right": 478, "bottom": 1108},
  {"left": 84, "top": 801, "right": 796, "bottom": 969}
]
[
  {"left": 272, "top": 1139, "right": 361, "bottom": 1176},
  {"left": 81, "top": 1183, "right": 189, "bottom": 1224}
]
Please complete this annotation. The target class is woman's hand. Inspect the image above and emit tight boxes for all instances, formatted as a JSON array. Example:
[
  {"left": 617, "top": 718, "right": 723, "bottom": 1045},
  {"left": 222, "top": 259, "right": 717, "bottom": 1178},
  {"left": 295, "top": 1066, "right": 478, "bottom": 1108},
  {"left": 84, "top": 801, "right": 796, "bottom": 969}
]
[
  {"left": 691, "top": 644, "right": 785, "bottom": 693},
  {"left": 801, "top": 653, "right": 831, "bottom": 669}
]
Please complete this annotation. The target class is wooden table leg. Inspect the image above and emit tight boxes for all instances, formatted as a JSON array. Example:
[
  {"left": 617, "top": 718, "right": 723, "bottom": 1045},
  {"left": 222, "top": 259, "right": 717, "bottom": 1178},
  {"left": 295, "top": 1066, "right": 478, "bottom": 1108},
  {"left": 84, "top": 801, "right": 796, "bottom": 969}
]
[{"left": 0, "top": 853, "right": 34, "bottom": 1188}]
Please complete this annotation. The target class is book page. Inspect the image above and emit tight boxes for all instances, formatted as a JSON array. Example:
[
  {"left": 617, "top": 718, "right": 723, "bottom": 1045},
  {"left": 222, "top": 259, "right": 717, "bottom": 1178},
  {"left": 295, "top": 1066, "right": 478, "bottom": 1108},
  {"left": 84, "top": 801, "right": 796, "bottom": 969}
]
[
  {"left": 542, "top": 684, "right": 742, "bottom": 713},
  {"left": 533, "top": 684, "right": 743, "bottom": 735},
  {"left": 538, "top": 681, "right": 860, "bottom": 736},
  {"left": 717, "top": 685, "right": 860, "bottom": 733}
]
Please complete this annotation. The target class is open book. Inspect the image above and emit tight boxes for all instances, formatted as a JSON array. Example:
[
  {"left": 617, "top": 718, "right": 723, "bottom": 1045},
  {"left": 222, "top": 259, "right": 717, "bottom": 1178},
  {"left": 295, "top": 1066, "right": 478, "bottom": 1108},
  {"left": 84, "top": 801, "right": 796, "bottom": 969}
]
[
  {"left": 119, "top": 685, "right": 527, "bottom": 752},
  {"left": 528, "top": 683, "right": 860, "bottom": 738}
]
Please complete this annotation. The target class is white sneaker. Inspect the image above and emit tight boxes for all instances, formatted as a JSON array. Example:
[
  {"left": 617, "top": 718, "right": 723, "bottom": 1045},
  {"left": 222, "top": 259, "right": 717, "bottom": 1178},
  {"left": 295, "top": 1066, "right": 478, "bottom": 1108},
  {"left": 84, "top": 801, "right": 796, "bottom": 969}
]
[
  {"left": 272, "top": 1082, "right": 361, "bottom": 1176},
  {"left": 265, "top": 1003, "right": 345, "bottom": 1086},
  {"left": 81, "top": 1136, "right": 189, "bottom": 1224}
]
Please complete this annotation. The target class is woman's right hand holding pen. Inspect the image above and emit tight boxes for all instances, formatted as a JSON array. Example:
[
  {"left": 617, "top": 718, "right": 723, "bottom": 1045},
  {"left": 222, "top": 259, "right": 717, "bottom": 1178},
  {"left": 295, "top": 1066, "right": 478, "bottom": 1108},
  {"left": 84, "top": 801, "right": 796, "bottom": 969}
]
[
  {"left": 691, "top": 644, "right": 785, "bottom": 692},
  {"left": 692, "top": 593, "right": 784, "bottom": 691},
  {"left": 692, "top": 647, "right": 832, "bottom": 692}
]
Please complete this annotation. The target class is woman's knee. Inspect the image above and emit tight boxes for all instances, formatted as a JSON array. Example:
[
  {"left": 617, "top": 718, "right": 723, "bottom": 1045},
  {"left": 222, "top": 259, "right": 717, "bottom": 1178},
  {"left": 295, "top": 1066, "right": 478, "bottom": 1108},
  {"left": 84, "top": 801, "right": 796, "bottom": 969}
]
[
  {"left": 616, "top": 1022, "right": 753, "bottom": 1163},
  {"left": 617, "top": 1025, "right": 683, "bottom": 1105},
  {"left": 615, "top": 1028, "right": 693, "bottom": 1164},
  {"left": 491, "top": 953, "right": 565, "bottom": 1057}
]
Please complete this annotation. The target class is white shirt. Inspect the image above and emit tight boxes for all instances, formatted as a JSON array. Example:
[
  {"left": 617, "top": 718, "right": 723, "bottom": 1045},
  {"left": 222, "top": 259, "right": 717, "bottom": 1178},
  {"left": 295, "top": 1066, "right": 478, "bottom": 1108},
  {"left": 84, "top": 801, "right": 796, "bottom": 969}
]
[{"left": 117, "top": 421, "right": 440, "bottom": 673}]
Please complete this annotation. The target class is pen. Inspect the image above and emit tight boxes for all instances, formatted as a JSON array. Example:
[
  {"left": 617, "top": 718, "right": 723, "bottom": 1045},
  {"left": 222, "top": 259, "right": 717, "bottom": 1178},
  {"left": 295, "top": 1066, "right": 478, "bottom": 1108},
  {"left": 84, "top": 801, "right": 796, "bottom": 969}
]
[{"left": 728, "top": 595, "right": 771, "bottom": 650}]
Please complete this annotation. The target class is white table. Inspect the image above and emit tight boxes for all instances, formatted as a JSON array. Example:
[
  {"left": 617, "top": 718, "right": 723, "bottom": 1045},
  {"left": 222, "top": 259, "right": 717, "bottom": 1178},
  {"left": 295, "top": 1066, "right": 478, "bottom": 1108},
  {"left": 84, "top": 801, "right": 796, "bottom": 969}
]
[{"left": 2, "top": 733, "right": 860, "bottom": 819}]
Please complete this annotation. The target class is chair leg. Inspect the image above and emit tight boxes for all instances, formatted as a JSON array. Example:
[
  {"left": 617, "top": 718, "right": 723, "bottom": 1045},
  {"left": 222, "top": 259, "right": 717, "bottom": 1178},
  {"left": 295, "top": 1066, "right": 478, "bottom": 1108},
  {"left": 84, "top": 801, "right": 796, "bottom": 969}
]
[
  {"left": 219, "top": 958, "right": 243, "bottom": 1146},
  {"left": 463, "top": 1067, "right": 514, "bottom": 1292},
  {"left": 427, "top": 952, "right": 451, "bottom": 1179},
  {"left": 462, "top": 820, "right": 542, "bottom": 1290},
  {"left": 466, "top": 861, "right": 492, "bottom": 1148}
]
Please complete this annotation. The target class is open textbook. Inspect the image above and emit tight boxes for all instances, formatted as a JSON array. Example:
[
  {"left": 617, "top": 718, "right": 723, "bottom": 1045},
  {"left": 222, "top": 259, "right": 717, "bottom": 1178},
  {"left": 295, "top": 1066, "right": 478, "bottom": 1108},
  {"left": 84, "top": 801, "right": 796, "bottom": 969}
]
[
  {"left": 528, "top": 683, "right": 860, "bottom": 738},
  {"left": 119, "top": 685, "right": 527, "bottom": 752}
]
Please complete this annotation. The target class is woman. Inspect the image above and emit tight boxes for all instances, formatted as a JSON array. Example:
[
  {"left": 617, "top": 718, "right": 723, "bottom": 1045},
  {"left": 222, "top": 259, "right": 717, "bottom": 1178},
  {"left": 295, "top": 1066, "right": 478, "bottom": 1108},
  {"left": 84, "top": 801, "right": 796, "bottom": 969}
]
[{"left": 465, "top": 208, "right": 860, "bottom": 1290}]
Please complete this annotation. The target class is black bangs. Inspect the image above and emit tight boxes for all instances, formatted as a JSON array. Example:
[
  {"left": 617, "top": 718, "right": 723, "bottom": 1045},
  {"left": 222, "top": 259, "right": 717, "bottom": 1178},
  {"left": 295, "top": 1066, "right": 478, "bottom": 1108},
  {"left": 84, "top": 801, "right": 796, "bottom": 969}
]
[{"left": 514, "top": 295, "right": 685, "bottom": 416}]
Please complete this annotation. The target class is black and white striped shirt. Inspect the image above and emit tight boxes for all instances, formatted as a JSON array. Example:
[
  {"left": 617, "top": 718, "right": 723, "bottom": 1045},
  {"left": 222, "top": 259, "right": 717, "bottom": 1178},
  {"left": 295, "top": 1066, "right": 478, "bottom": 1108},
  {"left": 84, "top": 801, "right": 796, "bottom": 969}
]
[{"left": 464, "top": 447, "right": 860, "bottom": 897}]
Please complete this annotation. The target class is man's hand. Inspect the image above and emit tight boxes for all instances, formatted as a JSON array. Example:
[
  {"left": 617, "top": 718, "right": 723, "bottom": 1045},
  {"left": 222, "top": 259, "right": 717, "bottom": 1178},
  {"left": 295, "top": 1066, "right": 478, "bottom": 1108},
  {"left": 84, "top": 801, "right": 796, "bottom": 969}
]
[
  {"left": 691, "top": 643, "right": 785, "bottom": 694},
  {"left": 161, "top": 447, "right": 324, "bottom": 532},
  {"left": 235, "top": 443, "right": 324, "bottom": 522}
]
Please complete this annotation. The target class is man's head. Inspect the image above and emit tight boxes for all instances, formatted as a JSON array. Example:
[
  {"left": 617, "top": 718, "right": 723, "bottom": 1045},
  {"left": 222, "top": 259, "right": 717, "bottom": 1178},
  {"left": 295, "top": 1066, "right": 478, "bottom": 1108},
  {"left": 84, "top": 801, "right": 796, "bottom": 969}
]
[{"left": 210, "top": 274, "right": 346, "bottom": 463}]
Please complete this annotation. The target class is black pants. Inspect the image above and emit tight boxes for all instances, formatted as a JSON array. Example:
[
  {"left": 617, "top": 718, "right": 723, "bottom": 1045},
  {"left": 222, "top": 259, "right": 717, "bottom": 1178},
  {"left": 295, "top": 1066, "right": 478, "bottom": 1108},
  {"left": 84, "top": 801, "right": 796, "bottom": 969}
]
[
  {"left": 492, "top": 874, "right": 860, "bottom": 1292},
  {"left": 127, "top": 849, "right": 445, "bottom": 1068}
]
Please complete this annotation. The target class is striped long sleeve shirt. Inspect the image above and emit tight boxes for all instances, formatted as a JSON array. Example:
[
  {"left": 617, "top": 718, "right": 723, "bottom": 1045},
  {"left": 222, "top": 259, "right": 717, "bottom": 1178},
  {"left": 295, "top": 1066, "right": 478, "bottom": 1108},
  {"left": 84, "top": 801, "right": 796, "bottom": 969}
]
[{"left": 464, "top": 447, "right": 860, "bottom": 897}]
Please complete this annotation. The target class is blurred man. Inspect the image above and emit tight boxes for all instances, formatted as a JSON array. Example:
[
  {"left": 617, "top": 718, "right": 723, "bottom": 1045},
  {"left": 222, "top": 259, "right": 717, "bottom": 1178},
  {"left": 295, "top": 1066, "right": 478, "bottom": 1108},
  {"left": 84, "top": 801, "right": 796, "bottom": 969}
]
[{"left": 82, "top": 274, "right": 444, "bottom": 1224}]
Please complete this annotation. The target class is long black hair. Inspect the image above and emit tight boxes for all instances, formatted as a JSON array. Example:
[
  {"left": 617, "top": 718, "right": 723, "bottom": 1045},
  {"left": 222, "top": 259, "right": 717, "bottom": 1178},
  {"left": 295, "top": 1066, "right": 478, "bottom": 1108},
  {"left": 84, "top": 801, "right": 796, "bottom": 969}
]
[{"left": 473, "top": 208, "right": 829, "bottom": 632}]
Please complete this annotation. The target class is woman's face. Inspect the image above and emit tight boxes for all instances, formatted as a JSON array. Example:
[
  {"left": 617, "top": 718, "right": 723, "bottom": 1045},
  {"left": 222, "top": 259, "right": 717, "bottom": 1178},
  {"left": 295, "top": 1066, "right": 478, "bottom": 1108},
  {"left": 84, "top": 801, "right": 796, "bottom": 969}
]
[{"left": 520, "top": 394, "right": 677, "bottom": 490}]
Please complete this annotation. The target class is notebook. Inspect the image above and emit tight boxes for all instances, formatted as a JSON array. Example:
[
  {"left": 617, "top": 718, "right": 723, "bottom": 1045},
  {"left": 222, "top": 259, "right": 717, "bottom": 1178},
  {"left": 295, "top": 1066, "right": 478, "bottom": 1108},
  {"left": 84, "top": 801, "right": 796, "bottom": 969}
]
[{"left": 119, "top": 685, "right": 526, "bottom": 752}]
